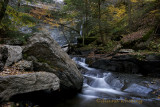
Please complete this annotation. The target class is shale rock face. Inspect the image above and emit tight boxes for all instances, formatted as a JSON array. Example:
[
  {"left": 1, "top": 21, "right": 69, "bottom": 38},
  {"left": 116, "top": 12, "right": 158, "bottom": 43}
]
[
  {"left": 0, "top": 72, "right": 59, "bottom": 101},
  {"left": 23, "top": 33, "right": 83, "bottom": 91}
]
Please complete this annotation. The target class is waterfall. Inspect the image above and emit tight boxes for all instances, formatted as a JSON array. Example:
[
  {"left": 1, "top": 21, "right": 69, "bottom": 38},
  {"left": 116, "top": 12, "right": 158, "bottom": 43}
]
[
  {"left": 80, "top": 24, "right": 83, "bottom": 37},
  {"left": 80, "top": 17, "right": 85, "bottom": 37},
  {"left": 72, "top": 57, "right": 126, "bottom": 98}
]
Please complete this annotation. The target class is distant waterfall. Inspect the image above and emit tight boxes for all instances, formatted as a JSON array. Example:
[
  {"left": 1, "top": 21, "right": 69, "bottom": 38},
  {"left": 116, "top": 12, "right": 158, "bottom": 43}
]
[{"left": 80, "top": 17, "right": 85, "bottom": 37}]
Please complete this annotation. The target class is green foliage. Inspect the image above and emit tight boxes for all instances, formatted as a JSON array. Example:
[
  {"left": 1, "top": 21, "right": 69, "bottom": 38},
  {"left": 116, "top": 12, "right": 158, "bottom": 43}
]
[
  {"left": 5, "top": 30, "right": 32, "bottom": 45},
  {"left": 146, "top": 38, "right": 160, "bottom": 52},
  {"left": 21, "top": 14, "right": 37, "bottom": 24},
  {"left": 18, "top": 6, "right": 33, "bottom": 13},
  {"left": 142, "top": 28, "right": 154, "bottom": 42},
  {"left": 0, "top": 6, "right": 36, "bottom": 31},
  {"left": 103, "top": 40, "right": 119, "bottom": 53},
  {"left": 0, "top": 3, "right": 37, "bottom": 45},
  {"left": 0, "top": 0, "right": 159, "bottom": 53},
  {"left": 133, "top": 53, "right": 146, "bottom": 61}
]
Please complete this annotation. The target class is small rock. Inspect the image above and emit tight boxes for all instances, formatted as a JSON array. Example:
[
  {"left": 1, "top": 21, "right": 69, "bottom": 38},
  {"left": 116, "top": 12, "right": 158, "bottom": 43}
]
[
  {"left": 62, "top": 47, "right": 69, "bottom": 52},
  {"left": 13, "top": 60, "right": 33, "bottom": 71},
  {"left": 146, "top": 54, "right": 159, "bottom": 61},
  {"left": 4, "top": 45, "right": 22, "bottom": 66},
  {"left": 119, "top": 49, "right": 134, "bottom": 53}
]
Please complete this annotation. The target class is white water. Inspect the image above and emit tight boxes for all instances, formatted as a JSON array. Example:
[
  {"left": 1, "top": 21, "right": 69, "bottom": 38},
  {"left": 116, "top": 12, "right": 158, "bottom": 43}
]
[
  {"left": 56, "top": 0, "right": 63, "bottom": 2},
  {"left": 72, "top": 57, "right": 126, "bottom": 99}
]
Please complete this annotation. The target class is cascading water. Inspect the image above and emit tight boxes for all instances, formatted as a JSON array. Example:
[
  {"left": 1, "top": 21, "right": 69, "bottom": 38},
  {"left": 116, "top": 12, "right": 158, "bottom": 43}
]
[
  {"left": 80, "top": 17, "right": 85, "bottom": 37},
  {"left": 80, "top": 24, "right": 83, "bottom": 37},
  {"left": 72, "top": 57, "right": 126, "bottom": 99},
  {"left": 55, "top": 57, "right": 160, "bottom": 107},
  {"left": 7, "top": 57, "right": 160, "bottom": 107}
]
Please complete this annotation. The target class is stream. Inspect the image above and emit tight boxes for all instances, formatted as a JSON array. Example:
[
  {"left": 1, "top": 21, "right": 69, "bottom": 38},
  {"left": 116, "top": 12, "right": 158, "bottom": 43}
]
[
  {"left": 2, "top": 57, "right": 160, "bottom": 107},
  {"left": 52, "top": 57, "right": 160, "bottom": 107}
]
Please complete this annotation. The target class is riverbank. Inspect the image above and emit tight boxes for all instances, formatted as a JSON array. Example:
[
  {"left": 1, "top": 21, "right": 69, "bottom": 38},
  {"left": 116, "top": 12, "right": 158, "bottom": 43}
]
[
  {"left": 70, "top": 49, "right": 160, "bottom": 78},
  {"left": 0, "top": 33, "right": 83, "bottom": 106}
]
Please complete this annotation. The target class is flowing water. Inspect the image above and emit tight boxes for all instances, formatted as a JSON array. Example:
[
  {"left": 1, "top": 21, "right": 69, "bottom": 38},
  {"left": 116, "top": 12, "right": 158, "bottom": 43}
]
[
  {"left": 52, "top": 57, "right": 160, "bottom": 107},
  {"left": 2, "top": 57, "right": 160, "bottom": 107}
]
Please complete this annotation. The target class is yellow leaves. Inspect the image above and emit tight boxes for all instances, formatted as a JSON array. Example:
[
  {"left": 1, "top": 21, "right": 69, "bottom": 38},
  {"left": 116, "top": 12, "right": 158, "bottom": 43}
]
[
  {"left": 150, "top": 9, "right": 160, "bottom": 14},
  {"left": 150, "top": 9, "right": 160, "bottom": 17},
  {"left": 45, "top": 17, "right": 54, "bottom": 22},
  {"left": 38, "top": 15, "right": 41, "bottom": 20},
  {"left": 148, "top": 9, "right": 160, "bottom": 21},
  {"left": 107, "top": 5, "right": 126, "bottom": 23},
  {"left": 131, "top": 0, "right": 138, "bottom": 2},
  {"left": 59, "top": 18, "right": 65, "bottom": 23},
  {"left": 49, "top": 22, "right": 60, "bottom": 27}
]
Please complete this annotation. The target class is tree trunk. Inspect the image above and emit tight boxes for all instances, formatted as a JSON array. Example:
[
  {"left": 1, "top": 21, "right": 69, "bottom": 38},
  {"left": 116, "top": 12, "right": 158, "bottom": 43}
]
[
  {"left": 98, "top": 0, "right": 105, "bottom": 45},
  {"left": 17, "top": 0, "right": 21, "bottom": 9},
  {"left": 82, "top": 0, "right": 89, "bottom": 46},
  {"left": 0, "top": 0, "right": 9, "bottom": 23},
  {"left": 127, "top": 0, "right": 132, "bottom": 30}
]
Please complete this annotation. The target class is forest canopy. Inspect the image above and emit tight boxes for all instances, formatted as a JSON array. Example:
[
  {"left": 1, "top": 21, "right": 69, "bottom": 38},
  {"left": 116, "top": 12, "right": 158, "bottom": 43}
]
[{"left": 0, "top": 0, "right": 160, "bottom": 52}]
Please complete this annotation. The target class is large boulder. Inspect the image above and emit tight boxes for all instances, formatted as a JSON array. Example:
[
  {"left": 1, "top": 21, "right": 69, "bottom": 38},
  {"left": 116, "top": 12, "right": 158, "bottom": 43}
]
[
  {"left": 0, "top": 72, "right": 59, "bottom": 101},
  {"left": 23, "top": 33, "right": 83, "bottom": 91}
]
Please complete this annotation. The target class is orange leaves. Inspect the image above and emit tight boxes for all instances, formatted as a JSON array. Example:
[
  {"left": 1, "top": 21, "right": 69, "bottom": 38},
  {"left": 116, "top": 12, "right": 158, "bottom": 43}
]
[
  {"left": 0, "top": 66, "right": 33, "bottom": 76},
  {"left": 29, "top": 7, "right": 60, "bottom": 27},
  {"left": 30, "top": 8, "right": 47, "bottom": 19}
]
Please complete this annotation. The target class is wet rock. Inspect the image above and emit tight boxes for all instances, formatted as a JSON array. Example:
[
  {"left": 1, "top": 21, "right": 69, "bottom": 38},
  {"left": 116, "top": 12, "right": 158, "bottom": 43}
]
[
  {"left": 23, "top": 33, "right": 83, "bottom": 91},
  {"left": 0, "top": 72, "right": 59, "bottom": 101},
  {"left": 61, "top": 44, "right": 69, "bottom": 52},
  {"left": 124, "top": 83, "right": 153, "bottom": 96},
  {"left": 146, "top": 54, "right": 160, "bottom": 61},
  {"left": 90, "top": 59, "right": 139, "bottom": 74},
  {"left": 104, "top": 74, "right": 124, "bottom": 90},
  {"left": 90, "top": 55, "right": 160, "bottom": 77}
]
